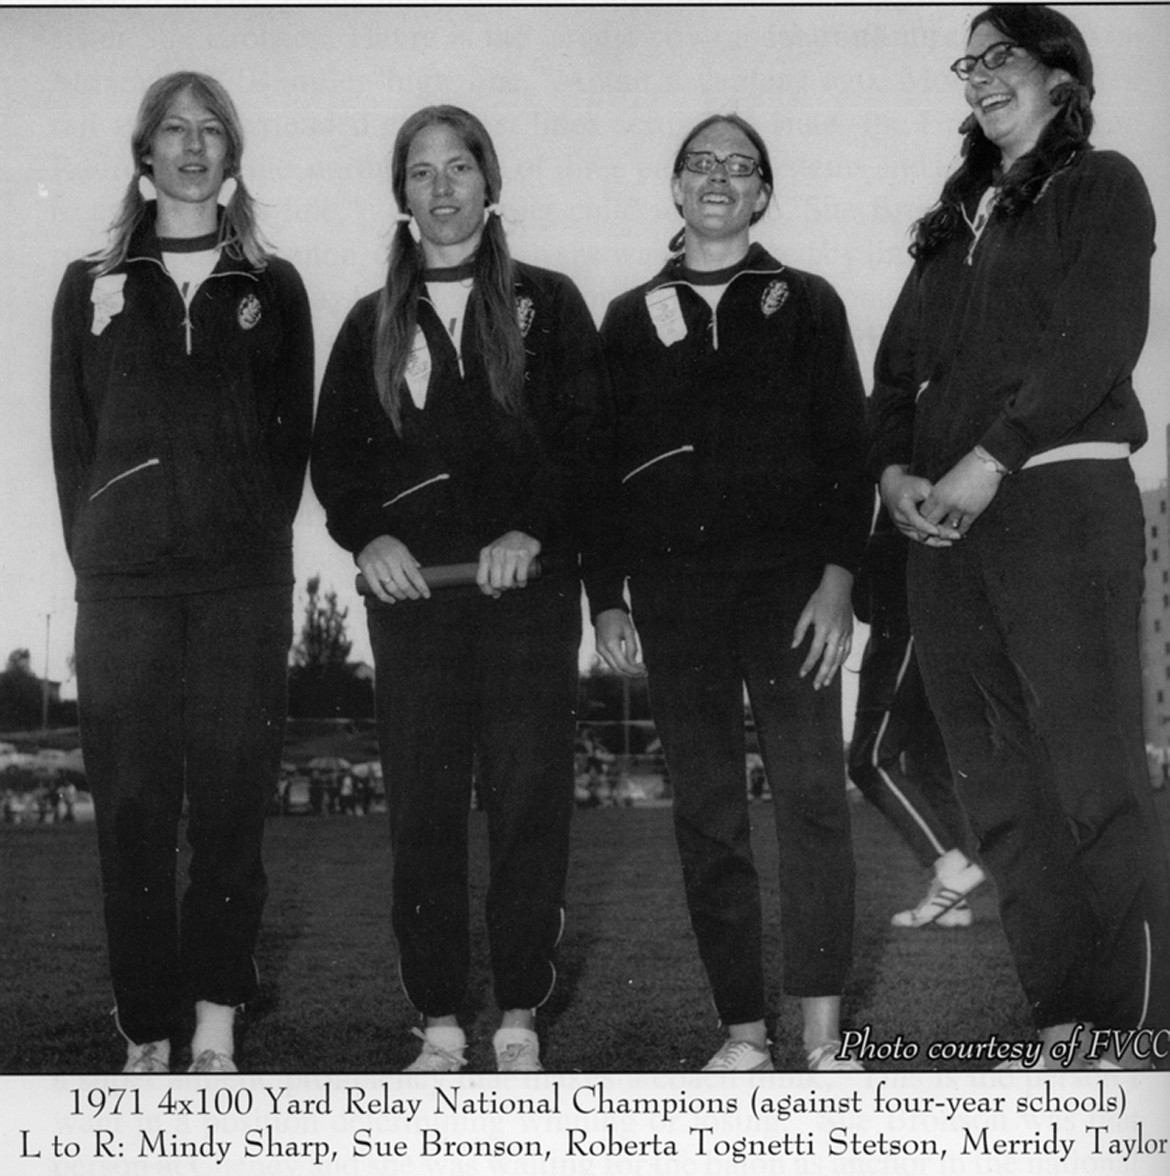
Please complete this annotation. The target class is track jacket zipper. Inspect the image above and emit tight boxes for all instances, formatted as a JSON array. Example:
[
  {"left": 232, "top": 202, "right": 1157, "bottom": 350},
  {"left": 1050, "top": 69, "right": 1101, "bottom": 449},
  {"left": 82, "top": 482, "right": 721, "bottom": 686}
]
[
  {"left": 646, "top": 262, "right": 784, "bottom": 352},
  {"left": 125, "top": 254, "right": 257, "bottom": 356}
]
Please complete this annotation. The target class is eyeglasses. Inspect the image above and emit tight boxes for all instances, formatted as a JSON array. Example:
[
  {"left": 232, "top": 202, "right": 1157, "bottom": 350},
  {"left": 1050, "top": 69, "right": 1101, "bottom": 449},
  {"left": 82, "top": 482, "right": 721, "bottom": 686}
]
[
  {"left": 950, "top": 41, "right": 1022, "bottom": 80},
  {"left": 682, "top": 151, "right": 761, "bottom": 178}
]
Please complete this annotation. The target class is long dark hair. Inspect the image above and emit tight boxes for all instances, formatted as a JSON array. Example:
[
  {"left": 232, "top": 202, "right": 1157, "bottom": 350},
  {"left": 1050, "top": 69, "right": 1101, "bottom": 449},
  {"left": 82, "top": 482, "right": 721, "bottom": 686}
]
[
  {"left": 667, "top": 113, "right": 775, "bottom": 254},
  {"left": 90, "top": 71, "right": 267, "bottom": 277},
  {"left": 373, "top": 105, "right": 525, "bottom": 434},
  {"left": 910, "top": 4, "right": 1094, "bottom": 260}
]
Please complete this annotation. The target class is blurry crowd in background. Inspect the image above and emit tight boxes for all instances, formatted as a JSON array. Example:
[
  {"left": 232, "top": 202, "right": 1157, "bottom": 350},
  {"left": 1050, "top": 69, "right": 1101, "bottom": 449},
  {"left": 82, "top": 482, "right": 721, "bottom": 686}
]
[{"left": 2, "top": 727, "right": 1164, "bottom": 829}]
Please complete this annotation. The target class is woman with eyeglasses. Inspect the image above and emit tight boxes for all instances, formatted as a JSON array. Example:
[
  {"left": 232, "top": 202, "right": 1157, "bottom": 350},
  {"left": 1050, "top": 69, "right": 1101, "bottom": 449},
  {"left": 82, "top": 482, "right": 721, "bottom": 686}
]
[
  {"left": 50, "top": 72, "right": 313, "bottom": 1073},
  {"left": 870, "top": 5, "right": 1170, "bottom": 1068},
  {"left": 591, "top": 114, "right": 870, "bottom": 1071},
  {"left": 312, "top": 106, "right": 608, "bottom": 1073}
]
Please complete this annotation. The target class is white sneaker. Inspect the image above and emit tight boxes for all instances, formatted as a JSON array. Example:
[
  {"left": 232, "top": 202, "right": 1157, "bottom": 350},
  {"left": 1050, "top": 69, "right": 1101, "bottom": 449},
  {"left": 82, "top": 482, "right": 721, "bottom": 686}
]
[
  {"left": 807, "top": 1041, "right": 864, "bottom": 1072},
  {"left": 403, "top": 1027, "right": 467, "bottom": 1073},
  {"left": 892, "top": 893, "right": 974, "bottom": 928},
  {"left": 892, "top": 862, "right": 985, "bottom": 928},
  {"left": 701, "top": 1039, "right": 774, "bottom": 1072},
  {"left": 123, "top": 1041, "right": 170, "bottom": 1074},
  {"left": 188, "top": 1050, "right": 237, "bottom": 1074},
  {"left": 493, "top": 1028, "right": 543, "bottom": 1073}
]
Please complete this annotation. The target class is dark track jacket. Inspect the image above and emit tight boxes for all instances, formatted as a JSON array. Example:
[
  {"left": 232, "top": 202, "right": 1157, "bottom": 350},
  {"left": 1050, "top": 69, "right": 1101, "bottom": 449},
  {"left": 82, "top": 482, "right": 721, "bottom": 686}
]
[
  {"left": 868, "top": 149, "right": 1153, "bottom": 483},
  {"left": 591, "top": 242, "right": 870, "bottom": 613},
  {"left": 311, "top": 262, "right": 610, "bottom": 585},
  {"left": 50, "top": 216, "right": 314, "bottom": 601}
]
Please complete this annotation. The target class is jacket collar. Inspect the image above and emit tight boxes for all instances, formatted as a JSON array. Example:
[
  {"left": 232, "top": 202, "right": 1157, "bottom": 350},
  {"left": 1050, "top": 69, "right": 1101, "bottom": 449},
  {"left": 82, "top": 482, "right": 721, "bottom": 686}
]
[
  {"left": 124, "top": 206, "right": 258, "bottom": 278},
  {"left": 648, "top": 241, "right": 784, "bottom": 293}
]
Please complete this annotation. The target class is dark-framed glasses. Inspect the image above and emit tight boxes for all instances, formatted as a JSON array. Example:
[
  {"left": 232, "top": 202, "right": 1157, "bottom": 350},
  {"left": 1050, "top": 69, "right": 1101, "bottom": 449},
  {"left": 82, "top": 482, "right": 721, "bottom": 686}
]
[
  {"left": 950, "top": 41, "right": 1021, "bottom": 80},
  {"left": 682, "top": 151, "right": 761, "bottom": 178}
]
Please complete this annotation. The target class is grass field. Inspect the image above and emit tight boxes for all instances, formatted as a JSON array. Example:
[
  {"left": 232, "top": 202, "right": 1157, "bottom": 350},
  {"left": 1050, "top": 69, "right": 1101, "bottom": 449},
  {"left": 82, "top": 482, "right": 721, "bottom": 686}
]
[{"left": 2, "top": 791, "right": 1166, "bottom": 1075}]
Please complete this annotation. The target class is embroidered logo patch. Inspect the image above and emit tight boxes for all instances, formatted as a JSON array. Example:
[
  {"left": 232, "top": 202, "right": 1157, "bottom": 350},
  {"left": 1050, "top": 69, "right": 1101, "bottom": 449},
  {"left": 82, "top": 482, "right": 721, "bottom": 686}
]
[
  {"left": 237, "top": 293, "right": 262, "bottom": 330},
  {"left": 760, "top": 280, "right": 789, "bottom": 317},
  {"left": 90, "top": 274, "right": 126, "bottom": 336},
  {"left": 516, "top": 295, "right": 535, "bottom": 338}
]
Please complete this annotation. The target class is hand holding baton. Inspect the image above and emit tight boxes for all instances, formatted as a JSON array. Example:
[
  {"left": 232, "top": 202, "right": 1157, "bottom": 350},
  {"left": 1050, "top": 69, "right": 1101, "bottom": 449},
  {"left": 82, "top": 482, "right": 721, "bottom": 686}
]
[{"left": 356, "top": 556, "right": 546, "bottom": 598}]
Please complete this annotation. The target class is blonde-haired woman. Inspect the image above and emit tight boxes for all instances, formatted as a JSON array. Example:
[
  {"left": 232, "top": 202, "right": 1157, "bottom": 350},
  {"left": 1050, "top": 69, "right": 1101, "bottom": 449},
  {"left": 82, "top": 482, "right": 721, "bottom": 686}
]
[{"left": 51, "top": 71, "right": 313, "bottom": 1073}]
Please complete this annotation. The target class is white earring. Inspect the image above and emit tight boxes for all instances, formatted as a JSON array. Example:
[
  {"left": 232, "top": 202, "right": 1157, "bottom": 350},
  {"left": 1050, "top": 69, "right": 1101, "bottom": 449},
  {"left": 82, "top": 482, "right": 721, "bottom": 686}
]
[
  {"left": 137, "top": 173, "right": 156, "bottom": 201},
  {"left": 218, "top": 175, "right": 238, "bottom": 205}
]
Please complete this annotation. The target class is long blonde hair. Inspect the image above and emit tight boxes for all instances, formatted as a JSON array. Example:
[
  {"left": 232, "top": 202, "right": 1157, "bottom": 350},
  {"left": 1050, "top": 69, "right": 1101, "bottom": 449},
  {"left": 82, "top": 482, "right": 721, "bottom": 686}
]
[{"left": 89, "top": 71, "right": 268, "bottom": 276}]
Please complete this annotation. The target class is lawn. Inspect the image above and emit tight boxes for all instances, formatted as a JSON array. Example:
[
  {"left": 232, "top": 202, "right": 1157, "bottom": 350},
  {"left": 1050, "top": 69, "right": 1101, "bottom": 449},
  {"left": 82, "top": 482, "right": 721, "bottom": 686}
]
[{"left": 4, "top": 789, "right": 1164, "bottom": 1075}]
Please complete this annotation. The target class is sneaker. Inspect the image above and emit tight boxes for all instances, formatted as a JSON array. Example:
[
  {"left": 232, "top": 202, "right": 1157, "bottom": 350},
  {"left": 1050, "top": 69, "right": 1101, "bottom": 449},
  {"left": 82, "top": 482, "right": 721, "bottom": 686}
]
[
  {"left": 403, "top": 1027, "right": 467, "bottom": 1073},
  {"left": 701, "top": 1039, "right": 774, "bottom": 1072},
  {"left": 493, "top": 1028, "right": 543, "bottom": 1073},
  {"left": 807, "top": 1041, "right": 864, "bottom": 1072},
  {"left": 123, "top": 1041, "right": 170, "bottom": 1074},
  {"left": 188, "top": 1050, "right": 237, "bottom": 1074},
  {"left": 892, "top": 895, "right": 974, "bottom": 928},
  {"left": 892, "top": 861, "right": 984, "bottom": 928}
]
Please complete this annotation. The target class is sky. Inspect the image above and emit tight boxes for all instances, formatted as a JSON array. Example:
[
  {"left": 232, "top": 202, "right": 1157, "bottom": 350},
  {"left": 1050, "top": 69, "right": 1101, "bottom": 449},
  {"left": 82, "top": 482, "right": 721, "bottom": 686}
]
[{"left": 2, "top": 3, "right": 1168, "bottom": 707}]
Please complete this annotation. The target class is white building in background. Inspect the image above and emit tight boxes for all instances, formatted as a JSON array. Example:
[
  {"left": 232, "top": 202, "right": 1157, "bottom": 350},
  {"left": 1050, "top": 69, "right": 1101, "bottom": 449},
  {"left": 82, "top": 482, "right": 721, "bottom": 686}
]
[{"left": 1139, "top": 425, "right": 1170, "bottom": 753}]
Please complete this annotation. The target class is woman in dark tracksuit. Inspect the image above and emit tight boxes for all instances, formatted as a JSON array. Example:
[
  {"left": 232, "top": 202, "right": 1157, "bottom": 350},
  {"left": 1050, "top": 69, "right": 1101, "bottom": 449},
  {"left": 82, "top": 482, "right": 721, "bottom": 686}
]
[
  {"left": 592, "top": 114, "right": 871, "bottom": 1072},
  {"left": 848, "top": 508, "right": 984, "bottom": 928},
  {"left": 50, "top": 72, "right": 313, "bottom": 1074},
  {"left": 871, "top": 6, "right": 1170, "bottom": 1068},
  {"left": 311, "top": 106, "right": 608, "bottom": 1074}
]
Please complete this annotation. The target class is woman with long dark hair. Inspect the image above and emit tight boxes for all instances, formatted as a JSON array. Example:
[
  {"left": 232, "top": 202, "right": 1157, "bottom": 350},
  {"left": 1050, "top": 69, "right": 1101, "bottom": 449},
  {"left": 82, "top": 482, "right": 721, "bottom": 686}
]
[
  {"left": 870, "top": 4, "right": 1170, "bottom": 1068},
  {"left": 592, "top": 113, "right": 870, "bottom": 1071},
  {"left": 312, "top": 106, "right": 608, "bottom": 1072},
  {"left": 51, "top": 72, "right": 314, "bottom": 1073}
]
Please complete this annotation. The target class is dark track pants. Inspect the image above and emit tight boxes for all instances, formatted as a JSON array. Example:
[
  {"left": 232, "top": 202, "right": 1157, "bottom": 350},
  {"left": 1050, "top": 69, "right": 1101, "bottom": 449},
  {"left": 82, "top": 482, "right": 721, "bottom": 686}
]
[
  {"left": 849, "top": 626, "right": 974, "bottom": 869},
  {"left": 909, "top": 461, "right": 1170, "bottom": 1032},
  {"left": 631, "top": 563, "right": 855, "bottom": 1025},
  {"left": 75, "top": 585, "right": 291, "bottom": 1044},
  {"left": 366, "top": 577, "right": 579, "bottom": 1016}
]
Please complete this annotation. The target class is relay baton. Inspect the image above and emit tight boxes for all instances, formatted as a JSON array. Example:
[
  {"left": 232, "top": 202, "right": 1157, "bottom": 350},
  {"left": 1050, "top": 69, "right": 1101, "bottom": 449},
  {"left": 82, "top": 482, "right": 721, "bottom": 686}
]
[{"left": 356, "top": 556, "right": 545, "bottom": 598}]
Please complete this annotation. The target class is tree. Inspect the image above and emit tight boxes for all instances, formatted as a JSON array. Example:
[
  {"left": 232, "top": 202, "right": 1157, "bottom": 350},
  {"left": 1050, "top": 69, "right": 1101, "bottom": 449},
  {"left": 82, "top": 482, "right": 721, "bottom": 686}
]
[
  {"left": 288, "top": 577, "right": 372, "bottom": 719},
  {"left": 292, "top": 576, "right": 352, "bottom": 670}
]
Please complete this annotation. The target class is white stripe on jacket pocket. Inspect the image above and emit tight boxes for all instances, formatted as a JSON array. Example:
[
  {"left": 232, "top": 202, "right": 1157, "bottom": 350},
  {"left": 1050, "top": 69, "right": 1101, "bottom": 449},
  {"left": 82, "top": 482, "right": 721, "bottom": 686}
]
[
  {"left": 382, "top": 472, "right": 451, "bottom": 508},
  {"left": 88, "top": 458, "right": 161, "bottom": 501},
  {"left": 621, "top": 445, "right": 695, "bottom": 484}
]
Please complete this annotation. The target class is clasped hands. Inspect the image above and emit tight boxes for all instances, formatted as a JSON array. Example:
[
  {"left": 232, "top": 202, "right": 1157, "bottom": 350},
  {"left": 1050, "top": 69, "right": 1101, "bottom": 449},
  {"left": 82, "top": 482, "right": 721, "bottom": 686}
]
[{"left": 880, "top": 450, "right": 1004, "bottom": 548}]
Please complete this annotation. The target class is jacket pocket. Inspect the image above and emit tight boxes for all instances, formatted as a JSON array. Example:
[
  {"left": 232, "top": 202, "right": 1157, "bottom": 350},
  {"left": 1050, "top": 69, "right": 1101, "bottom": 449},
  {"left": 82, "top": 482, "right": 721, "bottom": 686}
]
[
  {"left": 621, "top": 445, "right": 695, "bottom": 485},
  {"left": 379, "top": 469, "right": 461, "bottom": 554},
  {"left": 87, "top": 458, "right": 161, "bottom": 501},
  {"left": 72, "top": 457, "right": 171, "bottom": 570},
  {"left": 382, "top": 472, "right": 451, "bottom": 509},
  {"left": 619, "top": 444, "right": 704, "bottom": 550}
]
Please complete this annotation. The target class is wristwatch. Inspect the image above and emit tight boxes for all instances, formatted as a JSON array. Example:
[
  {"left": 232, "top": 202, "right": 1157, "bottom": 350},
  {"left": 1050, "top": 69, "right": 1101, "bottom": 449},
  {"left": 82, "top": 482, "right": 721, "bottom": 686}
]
[{"left": 973, "top": 445, "right": 1008, "bottom": 475}]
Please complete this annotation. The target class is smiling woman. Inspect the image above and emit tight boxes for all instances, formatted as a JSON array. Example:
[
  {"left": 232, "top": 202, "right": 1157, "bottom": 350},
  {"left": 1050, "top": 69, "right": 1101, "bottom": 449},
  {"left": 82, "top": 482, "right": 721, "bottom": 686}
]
[
  {"left": 591, "top": 112, "right": 871, "bottom": 1074},
  {"left": 403, "top": 123, "right": 489, "bottom": 267},
  {"left": 310, "top": 104, "right": 612, "bottom": 1075},
  {"left": 959, "top": 18, "right": 1082, "bottom": 170},
  {"left": 869, "top": 3, "right": 1170, "bottom": 1070},
  {"left": 668, "top": 118, "right": 771, "bottom": 263}
]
